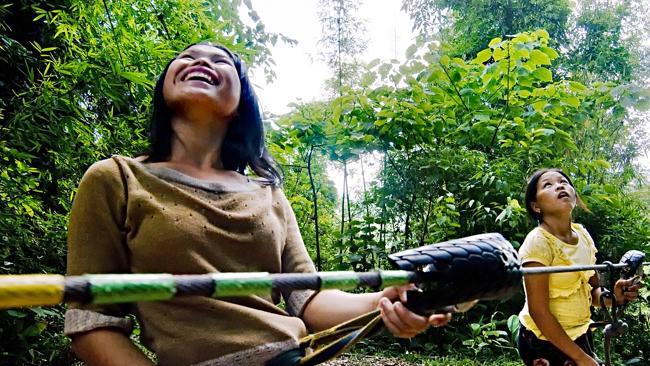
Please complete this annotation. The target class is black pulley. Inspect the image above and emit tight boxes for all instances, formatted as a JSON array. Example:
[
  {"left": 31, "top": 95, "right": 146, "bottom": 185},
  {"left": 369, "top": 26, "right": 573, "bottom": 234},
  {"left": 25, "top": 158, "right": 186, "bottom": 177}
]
[
  {"left": 619, "top": 250, "right": 646, "bottom": 280},
  {"left": 388, "top": 233, "right": 522, "bottom": 315}
]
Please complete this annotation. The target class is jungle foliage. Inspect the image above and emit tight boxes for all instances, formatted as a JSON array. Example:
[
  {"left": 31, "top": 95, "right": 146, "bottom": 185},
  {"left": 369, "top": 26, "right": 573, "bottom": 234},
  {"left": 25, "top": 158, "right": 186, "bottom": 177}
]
[
  {"left": 0, "top": 0, "right": 649, "bottom": 365},
  {"left": 0, "top": 0, "right": 284, "bottom": 363}
]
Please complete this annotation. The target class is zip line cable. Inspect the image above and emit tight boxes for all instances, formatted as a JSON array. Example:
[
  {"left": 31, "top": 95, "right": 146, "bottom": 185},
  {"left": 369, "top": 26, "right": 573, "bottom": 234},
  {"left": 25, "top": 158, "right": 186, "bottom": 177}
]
[{"left": 0, "top": 234, "right": 646, "bottom": 310}]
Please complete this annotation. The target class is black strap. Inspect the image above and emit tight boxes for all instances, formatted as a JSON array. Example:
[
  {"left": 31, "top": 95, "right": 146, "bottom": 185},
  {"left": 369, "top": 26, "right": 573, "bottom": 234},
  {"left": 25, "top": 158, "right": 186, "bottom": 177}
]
[
  {"left": 265, "top": 348, "right": 304, "bottom": 366},
  {"left": 265, "top": 310, "right": 383, "bottom": 366}
]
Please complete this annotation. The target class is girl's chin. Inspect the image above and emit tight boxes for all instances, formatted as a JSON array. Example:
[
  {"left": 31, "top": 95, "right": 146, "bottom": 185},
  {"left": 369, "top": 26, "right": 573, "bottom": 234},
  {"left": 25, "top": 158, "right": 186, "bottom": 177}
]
[
  {"left": 170, "top": 94, "right": 219, "bottom": 110},
  {"left": 557, "top": 196, "right": 575, "bottom": 203}
]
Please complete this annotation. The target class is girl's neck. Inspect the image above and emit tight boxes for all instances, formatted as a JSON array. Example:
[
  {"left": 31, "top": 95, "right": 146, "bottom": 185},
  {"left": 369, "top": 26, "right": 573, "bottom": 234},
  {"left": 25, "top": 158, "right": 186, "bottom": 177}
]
[
  {"left": 169, "top": 115, "right": 229, "bottom": 171},
  {"left": 540, "top": 214, "right": 576, "bottom": 244}
]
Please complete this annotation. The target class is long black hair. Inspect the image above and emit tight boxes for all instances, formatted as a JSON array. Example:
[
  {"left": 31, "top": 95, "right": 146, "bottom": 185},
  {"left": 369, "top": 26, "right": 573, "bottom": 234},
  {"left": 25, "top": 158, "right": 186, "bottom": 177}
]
[
  {"left": 524, "top": 168, "right": 588, "bottom": 223},
  {"left": 145, "top": 42, "right": 282, "bottom": 185}
]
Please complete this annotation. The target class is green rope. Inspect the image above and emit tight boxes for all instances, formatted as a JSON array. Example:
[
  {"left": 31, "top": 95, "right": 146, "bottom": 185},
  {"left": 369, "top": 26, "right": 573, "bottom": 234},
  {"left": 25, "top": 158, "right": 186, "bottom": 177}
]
[{"left": 88, "top": 274, "right": 175, "bottom": 304}]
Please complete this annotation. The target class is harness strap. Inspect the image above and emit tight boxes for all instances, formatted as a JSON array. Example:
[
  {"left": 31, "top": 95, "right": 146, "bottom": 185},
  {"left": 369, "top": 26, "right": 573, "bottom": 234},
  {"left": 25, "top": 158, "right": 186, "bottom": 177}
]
[
  {"left": 298, "top": 310, "right": 383, "bottom": 366},
  {"left": 265, "top": 310, "right": 383, "bottom": 366}
]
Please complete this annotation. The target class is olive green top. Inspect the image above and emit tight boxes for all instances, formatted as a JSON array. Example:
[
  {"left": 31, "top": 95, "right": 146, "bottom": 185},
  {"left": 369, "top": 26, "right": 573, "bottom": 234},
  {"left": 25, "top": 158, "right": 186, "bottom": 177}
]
[{"left": 64, "top": 156, "right": 316, "bottom": 366}]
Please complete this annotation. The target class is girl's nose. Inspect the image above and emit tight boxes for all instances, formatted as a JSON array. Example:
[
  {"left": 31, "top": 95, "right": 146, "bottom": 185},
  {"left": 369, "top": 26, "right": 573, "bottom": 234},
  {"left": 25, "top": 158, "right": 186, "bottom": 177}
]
[{"left": 193, "top": 57, "right": 212, "bottom": 68}]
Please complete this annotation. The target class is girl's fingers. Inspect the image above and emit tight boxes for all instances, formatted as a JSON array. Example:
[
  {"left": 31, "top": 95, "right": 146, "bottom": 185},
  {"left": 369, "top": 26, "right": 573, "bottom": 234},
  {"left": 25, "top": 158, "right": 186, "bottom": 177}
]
[
  {"left": 428, "top": 312, "right": 452, "bottom": 327},
  {"left": 380, "top": 301, "right": 418, "bottom": 338},
  {"left": 379, "top": 297, "right": 452, "bottom": 338},
  {"left": 398, "top": 284, "right": 417, "bottom": 303},
  {"left": 393, "top": 301, "right": 428, "bottom": 331},
  {"left": 379, "top": 299, "right": 409, "bottom": 332}
]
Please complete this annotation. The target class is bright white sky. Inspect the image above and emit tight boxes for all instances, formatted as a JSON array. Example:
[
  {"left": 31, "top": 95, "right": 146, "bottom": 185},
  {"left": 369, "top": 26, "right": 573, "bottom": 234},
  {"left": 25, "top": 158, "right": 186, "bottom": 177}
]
[{"left": 247, "top": 0, "right": 415, "bottom": 115}]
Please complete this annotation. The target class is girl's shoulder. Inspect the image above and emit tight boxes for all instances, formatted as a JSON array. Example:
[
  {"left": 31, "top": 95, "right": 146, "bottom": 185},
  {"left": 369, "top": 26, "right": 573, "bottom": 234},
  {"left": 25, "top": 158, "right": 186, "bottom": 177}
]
[
  {"left": 80, "top": 156, "right": 126, "bottom": 182},
  {"left": 518, "top": 227, "right": 555, "bottom": 264},
  {"left": 522, "top": 227, "right": 549, "bottom": 248}
]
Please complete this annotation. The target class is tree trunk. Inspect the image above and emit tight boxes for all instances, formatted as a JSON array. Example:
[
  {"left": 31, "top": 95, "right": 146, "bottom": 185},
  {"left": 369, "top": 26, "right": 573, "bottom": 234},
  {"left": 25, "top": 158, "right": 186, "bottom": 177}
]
[
  {"left": 337, "top": 0, "right": 342, "bottom": 95},
  {"left": 345, "top": 162, "right": 353, "bottom": 246},
  {"left": 419, "top": 193, "right": 434, "bottom": 246},
  {"left": 339, "top": 160, "right": 347, "bottom": 266},
  {"left": 307, "top": 146, "right": 322, "bottom": 270},
  {"left": 360, "top": 154, "right": 370, "bottom": 217},
  {"left": 404, "top": 193, "right": 417, "bottom": 248}
]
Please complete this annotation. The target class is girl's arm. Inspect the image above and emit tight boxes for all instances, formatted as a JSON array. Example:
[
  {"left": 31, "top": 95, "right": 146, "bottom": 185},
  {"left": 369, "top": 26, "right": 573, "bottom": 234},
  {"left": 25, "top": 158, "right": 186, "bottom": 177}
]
[
  {"left": 71, "top": 329, "right": 154, "bottom": 366},
  {"left": 523, "top": 262, "right": 598, "bottom": 366},
  {"left": 302, "top": 288, "right": 451, "bottom": 338}
]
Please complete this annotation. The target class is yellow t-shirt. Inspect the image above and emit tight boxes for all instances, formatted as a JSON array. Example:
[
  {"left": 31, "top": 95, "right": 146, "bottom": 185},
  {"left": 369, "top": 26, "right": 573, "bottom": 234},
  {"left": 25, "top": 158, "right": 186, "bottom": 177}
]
[{"left": 518, "top": 223, "right": 598, "bottom": 340}]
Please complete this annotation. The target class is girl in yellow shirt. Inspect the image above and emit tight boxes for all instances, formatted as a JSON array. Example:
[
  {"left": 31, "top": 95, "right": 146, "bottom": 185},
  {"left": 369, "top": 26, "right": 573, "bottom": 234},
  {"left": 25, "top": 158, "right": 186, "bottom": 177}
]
[{"left": 517, "top": 168, "right": 640, "bottom": 366}]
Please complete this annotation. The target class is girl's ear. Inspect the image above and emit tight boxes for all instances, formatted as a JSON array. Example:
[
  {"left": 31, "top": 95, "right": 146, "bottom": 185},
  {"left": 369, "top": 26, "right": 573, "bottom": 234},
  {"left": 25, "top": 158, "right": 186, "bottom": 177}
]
[{"left": 530, "top": 201, "right": 541, "bottom": 214}]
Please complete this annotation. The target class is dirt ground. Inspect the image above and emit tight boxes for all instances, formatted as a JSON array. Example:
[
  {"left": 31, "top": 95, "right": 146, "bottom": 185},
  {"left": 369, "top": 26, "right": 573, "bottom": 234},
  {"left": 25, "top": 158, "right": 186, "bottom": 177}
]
[{"left": 322, "top": 354, "right": 421, "bottom": 366}]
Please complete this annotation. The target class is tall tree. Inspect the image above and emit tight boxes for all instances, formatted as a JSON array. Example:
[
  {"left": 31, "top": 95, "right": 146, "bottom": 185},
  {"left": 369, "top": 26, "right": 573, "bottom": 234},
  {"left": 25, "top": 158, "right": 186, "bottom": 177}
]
[
  {"left": 317, "top": 0, "right": 368, "bottom": 95},
  {"left": 313, "top": 0, "right": 369, "bottom": 269},
  {"left": 402, "top": 0, "right": 571, "bottom": 58},
  {"left": 563, "top": 0, "right": 650, "bottom": 83}
]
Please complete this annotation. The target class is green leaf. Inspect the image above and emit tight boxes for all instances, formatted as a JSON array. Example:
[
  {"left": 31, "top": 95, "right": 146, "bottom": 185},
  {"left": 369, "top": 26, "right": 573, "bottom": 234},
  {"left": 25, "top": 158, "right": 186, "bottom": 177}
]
[
  {"left": 22, "top": 322, "right": 47, "bottom": 337},
  {"left": 378, "top": 63, "right": 392, "bottom": 77},
  {"left": 474, "top": 49, "right": 492, "bottom": 64},
  {"left": 530, "top": 49, "right": 551, "bottom": 66},
  {"left": 532, "top": 100, "right": 547, "bottom": 113},
  {"left": 540, "top": 46, "right": 559, "bottom": 60},
  {"left": 507, "top": 314, "right": 519, "bottom": 334},
  {"left": 561, "top": 96, "right": 580, "bottom": 108},
  {"left": 532, "top": 29, "right": 550, "bottom": 40},
  {"left": 21, "top": 203, "right": 34, "bottom": 217},
  {"left": 30, "top": 307, "right": 58, "bottom": 317},
  {"left": 360, "top": 72, "right": 376, "bottom": 87},
  {"left": 474, "top": 113, "right": 490, "bottom": 122},
  {"left": 515, "top": 49, "right": 530, "bottom": 59},
  {"left": 513, "top": 33, "right": 532, "bottom": 43},
  {"left": 533, "top": 128, "right": 555, "bottom": 136},
  {"left": 440, "top": 55, "right": 450, "bottom": 67},
  {"left": 7, "top": 309, "right": 27, "bottom": 318},
  {"left": 568, "top": 81, "right": 588, "bottom": 93},
  {"left": 517, "top": 90, "right": 531, "bottom": 98},
  {"left": 450, "top": 70, "right": 461, "bottom": 82},
  {"left": 485, "top": 330, "right": 508, "bottom": 337},
  {"left": 493, "top": 47, "right": 507, "bottom": 61},
  {"left": 366, "top": 58, "right": 380, "bottom": 69},
  {"left": 406, "top": 44, "right": 418, "bottom": 58},
  {"left": 488, "top": 37, "right": 502, "bottom": 47},
  {"left": 593, "top": 159, "right": 611, "bottom": 169},
  {"left": 119, "top": 71, "right": 154, "bottom": 88},
  {"left": 634, "top": 97, "right": 650, "bottom": 111},
  {"left": 532, "top": 67, "right": 552, "bottom": 82},
  {"left": 349, "top": 254, "right": 362, "bottom": 263}
]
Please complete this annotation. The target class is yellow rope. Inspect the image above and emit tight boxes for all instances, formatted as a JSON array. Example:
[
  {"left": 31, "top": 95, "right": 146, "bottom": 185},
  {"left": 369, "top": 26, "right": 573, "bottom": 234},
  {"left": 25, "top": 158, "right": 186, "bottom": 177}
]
[{"left": 0, "top": 274, "right": 65, "bottom": 308}]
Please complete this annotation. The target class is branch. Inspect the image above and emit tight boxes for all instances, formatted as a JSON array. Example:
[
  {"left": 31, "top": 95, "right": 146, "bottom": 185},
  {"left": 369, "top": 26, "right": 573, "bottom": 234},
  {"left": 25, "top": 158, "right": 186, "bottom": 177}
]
[
  {"left": 150, "top": 0, "right": 172, "bottom": 41},
  {"left": 489, "top": 43, "right": 511, "bottom": 147},
  {"left": 101, "top": 0, "right": 125, "bottom": 68},
  {"left": 438, "top": 62, "right": 470, "bottom": 112}
]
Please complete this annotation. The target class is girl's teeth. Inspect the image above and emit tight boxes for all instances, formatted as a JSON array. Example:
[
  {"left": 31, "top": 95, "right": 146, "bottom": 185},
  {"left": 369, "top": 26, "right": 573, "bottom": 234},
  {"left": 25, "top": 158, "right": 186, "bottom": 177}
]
[{"left": 186, "top": 71, "right": 214, "bottom": 84}]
